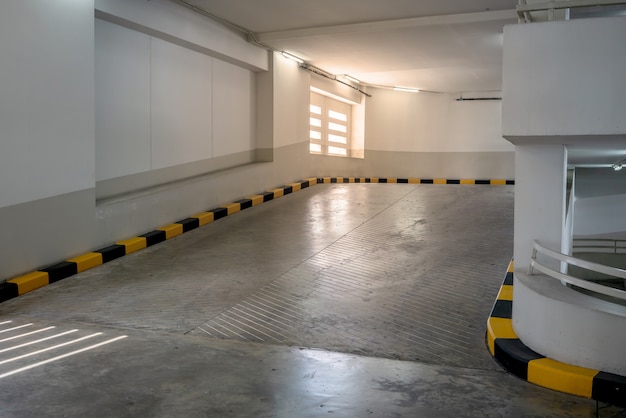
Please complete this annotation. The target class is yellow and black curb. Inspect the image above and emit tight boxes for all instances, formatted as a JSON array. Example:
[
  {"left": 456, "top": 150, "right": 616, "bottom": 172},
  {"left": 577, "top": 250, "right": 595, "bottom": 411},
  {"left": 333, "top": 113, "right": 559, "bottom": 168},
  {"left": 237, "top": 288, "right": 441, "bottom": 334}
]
[
  {"left": 0, "top": 176, "right": 513, "bottom": 303},
  {"left": 487, "top": 261, "right": 626, "bottom": 408},
  {"left": 318, "top": 177, "right": 514, "bottom": 185}
]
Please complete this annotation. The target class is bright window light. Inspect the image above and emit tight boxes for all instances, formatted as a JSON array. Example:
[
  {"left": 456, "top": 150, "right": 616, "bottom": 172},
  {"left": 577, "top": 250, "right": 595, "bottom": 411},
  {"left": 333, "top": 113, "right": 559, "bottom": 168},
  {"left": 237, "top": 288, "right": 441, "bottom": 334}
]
[
  {"left": 328, "top": 110, "right": 347, "bottom": 121},
  {"left": 328, "top": 146, "right": 347, "bottom": 156},
  {"left": 328, "top": 134, "right": 347, "bottom": 144},
  {"left": 309, "top": 91, "right": 352, "bottom": 158},
  {"left": 328, "top": 122, "right": 347, "bottom": 133}
]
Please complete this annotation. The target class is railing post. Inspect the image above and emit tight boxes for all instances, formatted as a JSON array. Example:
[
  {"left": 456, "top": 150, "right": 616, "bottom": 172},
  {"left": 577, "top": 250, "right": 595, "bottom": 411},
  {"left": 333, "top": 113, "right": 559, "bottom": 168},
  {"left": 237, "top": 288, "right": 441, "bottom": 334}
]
[{"left": 528, "top": 246, "right": 537, "bottom": 275}]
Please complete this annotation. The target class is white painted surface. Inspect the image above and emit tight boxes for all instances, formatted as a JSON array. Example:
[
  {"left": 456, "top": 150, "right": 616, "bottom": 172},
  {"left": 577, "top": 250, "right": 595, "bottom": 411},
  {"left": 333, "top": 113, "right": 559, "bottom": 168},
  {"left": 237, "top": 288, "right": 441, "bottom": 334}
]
[
  {"left": 0, "top": 189, "right": 97, "bottom": 280},
  {"left": 514, "top": 145, "right": 567, "bottom": 272},
  {"left": 95, "top": 0, "right": 267, "bottom": 71},
  {"left": 575, "top": 167, "right": 626, "bottom": 199},
  {"left": 95, "top": 142, "right": 311, "bottom": 246},
  {"left": 572, "top": 167, "right": 626, "bottom": 238},
  {"left": 503, "top": 17, "right": 626, "bottom": 140},
  {"left": 574, "top": 193, "right": 626, "bottom": 237},
  {"left": 366, "top": 88, "right": 513, "bottom": 153},
  {"left": 514, "top": 272, "right": 626, "bottom": 376},
  {"left": 0, "top": 0, "right": 95, "bottom": 208},
  {"left": 212, "top": 60, "right": 255, "bottom": 158},
  {"left": 273, "top": 52, "right": 311, "bottom": 149},
  {"left": 150, "top": 37, "right": 213, "bottom": 170},
  {"left": 95, "top": 19, "right": 151, "bottom": 181},
  {"left": 95, "top": 18, "right": 261, "bottom": 181},
  {"left": 311, "top": 150, "right": 514, "bottom": 180}
]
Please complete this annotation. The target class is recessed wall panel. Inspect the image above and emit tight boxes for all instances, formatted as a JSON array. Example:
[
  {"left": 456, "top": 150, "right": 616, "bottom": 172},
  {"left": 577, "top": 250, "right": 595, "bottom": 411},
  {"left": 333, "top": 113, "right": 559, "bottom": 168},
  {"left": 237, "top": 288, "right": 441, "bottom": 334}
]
[
  {"left": 95, "top": 19, "right": 151, "bottom": 181},
  {"left": 150, "top": 38, "right": 213, "bottom": 170},
  {"left": 212, "top": 60, "right": 255, "bottom": 158}
]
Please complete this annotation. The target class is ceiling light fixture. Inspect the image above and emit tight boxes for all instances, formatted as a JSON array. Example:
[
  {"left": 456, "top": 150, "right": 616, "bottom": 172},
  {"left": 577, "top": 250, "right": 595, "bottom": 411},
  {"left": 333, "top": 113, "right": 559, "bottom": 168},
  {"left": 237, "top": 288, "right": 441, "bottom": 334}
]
[
  {"left": 393, "top": 87, "right": 420, "bottom": 93},
  {"left": 281, "top": 51, "right": 304, "bottom": 64},
  {"left": 344, "top": 75, "right": 360, "bottom": 84}
]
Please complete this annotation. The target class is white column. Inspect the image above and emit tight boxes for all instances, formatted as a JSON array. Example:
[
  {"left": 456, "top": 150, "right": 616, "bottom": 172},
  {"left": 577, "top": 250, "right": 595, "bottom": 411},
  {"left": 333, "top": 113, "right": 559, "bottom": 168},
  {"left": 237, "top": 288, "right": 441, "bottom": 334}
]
[{"left": 513, "top": 144, "right": 568, "bottom": 272}]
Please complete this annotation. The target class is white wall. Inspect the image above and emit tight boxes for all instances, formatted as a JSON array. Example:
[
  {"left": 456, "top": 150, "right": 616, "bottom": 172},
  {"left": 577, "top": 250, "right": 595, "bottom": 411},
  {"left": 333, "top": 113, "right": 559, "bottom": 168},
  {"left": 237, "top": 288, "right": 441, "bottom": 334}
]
[
  {"left": 0, "top": 0, "right": 95, "bottom": 208},
  {"left": 93, "top": 50, "right": 311, "bottom": 248},
  {"left": 573, "top": 168, "right": 626, "bottom": 237},
  {"left": 150, "top": 37, "right": 213, "bottom": 170},
  {"left": 503, "top": 17, "right": 626, "bottom": 141},
  {"left": 95, "top": 20, "right": 151, "bottom": 181},
  {"left": 95, "top": 17, "right": 258, "bottom": 184},
  {"left": 0, "top": 0, "right": 97, "bottom": 279},
  {"left": 366, "top": 88, "right": 512, "bottom": 153},
  {"left": 213, "top": 60, "right": 256, "bottom": 158},
  {"left": 273, "top": 53, "right": 311, "bottom": 149},
  {"left": 513, "top": 145, "right": 567, "bottom": 272},
  {"left": 574, "top": 194, "right": 626, "bottom": 237},
  {"left": 354, "top": 87, "right": 514, "bottom": 179}
]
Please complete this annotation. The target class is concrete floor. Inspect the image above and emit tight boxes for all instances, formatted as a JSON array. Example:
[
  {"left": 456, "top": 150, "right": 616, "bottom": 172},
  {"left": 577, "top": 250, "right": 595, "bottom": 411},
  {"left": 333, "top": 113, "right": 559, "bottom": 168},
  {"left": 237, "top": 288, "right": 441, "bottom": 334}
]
[{"left": 0, "top": 184, "right": 617, "bottom": 417}]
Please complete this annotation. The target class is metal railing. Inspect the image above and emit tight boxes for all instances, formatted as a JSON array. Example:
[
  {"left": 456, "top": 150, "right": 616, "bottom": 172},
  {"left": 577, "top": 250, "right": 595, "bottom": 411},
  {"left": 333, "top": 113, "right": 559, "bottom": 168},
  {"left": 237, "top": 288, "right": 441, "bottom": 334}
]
[
  {"left": 573, "top": 238, "right": 626, "bottom": 254},
  {"left": 529, "top": 240, "right": 626, "bottom": 302},
  {"left": 517, "top": 0, "right": 626, "bottom": 22}
]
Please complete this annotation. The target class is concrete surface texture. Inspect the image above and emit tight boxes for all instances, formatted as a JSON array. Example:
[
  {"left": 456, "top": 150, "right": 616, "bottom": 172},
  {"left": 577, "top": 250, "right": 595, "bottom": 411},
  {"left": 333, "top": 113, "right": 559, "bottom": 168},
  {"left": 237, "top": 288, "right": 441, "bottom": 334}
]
[{"left": 0, "top": 184, "right": 618, "bottom": 417}]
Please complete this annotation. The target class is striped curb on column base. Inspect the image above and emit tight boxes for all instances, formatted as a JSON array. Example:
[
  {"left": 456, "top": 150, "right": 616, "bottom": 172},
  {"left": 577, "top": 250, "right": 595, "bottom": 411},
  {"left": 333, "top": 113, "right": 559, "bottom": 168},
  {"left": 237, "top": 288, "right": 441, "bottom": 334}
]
[
  {"left": 487, "top": 261, "right": 626, "bottom": 408},
  {"left": 0, "top": 176, "right": 514, "bottom": 303}
]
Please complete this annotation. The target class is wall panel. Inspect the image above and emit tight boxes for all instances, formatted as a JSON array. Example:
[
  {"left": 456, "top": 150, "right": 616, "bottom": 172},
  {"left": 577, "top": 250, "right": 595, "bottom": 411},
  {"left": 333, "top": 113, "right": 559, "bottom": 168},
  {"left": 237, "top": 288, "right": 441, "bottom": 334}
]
[
  {"left": 95, "top": 19, "right": 151, "bottom": 181},
  {"left": 213, "top": 59, "right": 255, "bottom": 158},
  {"left": 150, "top": 37, "right": 213, "bottom": 170},
  {"left": 0, "top": 0, "right": 95, "bottom": 208}
]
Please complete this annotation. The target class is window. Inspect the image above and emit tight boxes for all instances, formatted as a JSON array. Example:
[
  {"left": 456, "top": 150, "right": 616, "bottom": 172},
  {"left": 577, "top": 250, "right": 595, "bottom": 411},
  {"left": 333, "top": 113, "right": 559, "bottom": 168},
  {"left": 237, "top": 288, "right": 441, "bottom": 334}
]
[{"left": 309, "top": 92, "right": 351, "bottom": 157}]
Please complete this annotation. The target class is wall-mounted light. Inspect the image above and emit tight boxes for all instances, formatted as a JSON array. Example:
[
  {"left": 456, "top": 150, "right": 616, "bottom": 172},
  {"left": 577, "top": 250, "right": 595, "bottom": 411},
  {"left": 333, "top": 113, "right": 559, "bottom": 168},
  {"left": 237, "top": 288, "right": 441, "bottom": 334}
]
[
  {"left": 393, "top": 86, "right": 420, "bottom": 93},
  {"left": 281, "top": 51, "right": 304, "bottom": 64}
]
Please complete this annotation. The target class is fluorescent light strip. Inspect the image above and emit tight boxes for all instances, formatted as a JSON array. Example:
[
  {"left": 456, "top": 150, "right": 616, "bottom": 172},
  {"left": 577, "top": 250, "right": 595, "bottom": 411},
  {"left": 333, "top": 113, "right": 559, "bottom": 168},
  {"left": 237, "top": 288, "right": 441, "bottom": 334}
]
[
  {"left": 0, "top": 324, "right": 33, "bottom": 334},
  {"left": 0, "top": 326, "right": 56, "bottom": 343},
  {"left": 0, "top": 321, "right": 12, "bottom": 326},
  {"left": 393, "top": 87, "right": 420, "bottom": 93},
  {"left": 0, "top": 329, "right": 79, "bottom": 354},
  {"left": 0, "top": 333, "right": 102, "bottom": 366},
  {"left": 0, "top": 336, "right": 128, "bottom": 379}
]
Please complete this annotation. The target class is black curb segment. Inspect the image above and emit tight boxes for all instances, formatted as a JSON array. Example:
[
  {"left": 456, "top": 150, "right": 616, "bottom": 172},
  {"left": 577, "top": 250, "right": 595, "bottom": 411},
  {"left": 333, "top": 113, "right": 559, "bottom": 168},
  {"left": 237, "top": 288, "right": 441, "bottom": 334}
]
[{"left": 95, "top": 245, "right": 126, "bottom": 263}]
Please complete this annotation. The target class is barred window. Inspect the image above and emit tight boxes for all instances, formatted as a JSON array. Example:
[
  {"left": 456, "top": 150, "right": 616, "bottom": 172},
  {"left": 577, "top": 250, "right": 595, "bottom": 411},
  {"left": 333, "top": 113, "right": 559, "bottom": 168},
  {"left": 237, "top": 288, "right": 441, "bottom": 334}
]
[{"left": 309, "top": 92, "right": 351, "bottom": 157}]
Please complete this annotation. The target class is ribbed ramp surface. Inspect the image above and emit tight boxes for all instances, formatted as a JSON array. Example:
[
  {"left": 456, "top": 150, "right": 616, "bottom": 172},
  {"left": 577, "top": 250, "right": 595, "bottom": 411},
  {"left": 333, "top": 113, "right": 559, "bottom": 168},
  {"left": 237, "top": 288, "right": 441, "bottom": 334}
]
[{"left": 191, "top": 184, "right": 513, "bottom": 370}]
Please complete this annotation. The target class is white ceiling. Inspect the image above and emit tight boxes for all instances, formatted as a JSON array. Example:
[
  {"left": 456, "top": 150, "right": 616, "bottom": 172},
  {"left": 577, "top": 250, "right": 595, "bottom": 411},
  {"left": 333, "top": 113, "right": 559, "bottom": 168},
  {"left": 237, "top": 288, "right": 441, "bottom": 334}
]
[{"left": 178, "top": 0, "right": 518, "bottom": 93}]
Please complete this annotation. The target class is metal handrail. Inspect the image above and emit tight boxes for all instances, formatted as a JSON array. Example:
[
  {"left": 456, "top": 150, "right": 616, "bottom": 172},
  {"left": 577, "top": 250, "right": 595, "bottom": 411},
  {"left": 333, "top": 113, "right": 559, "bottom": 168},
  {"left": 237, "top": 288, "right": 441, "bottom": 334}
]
[
  {"left": 517, "top": 0, "right": 626, "bottom": 22},
  {"left": 529, "top": 240, "right": 626, "bottom": 301},
  {"left": 573, "top": 238, "right": 626, "bottom": 254}
]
